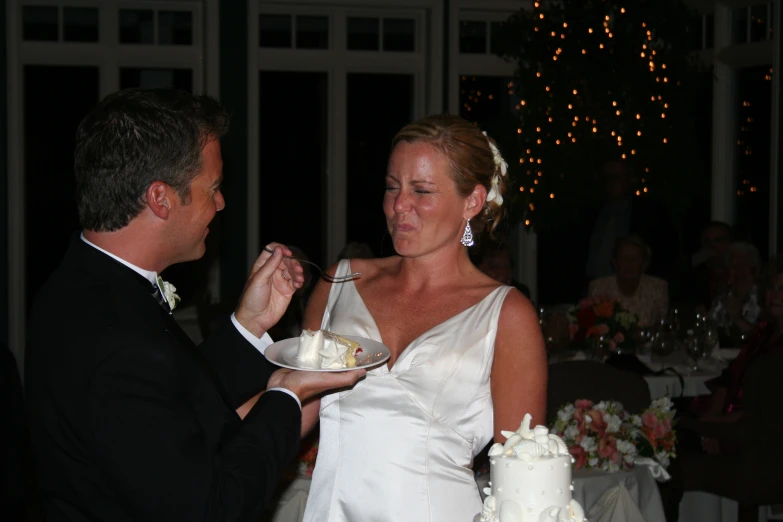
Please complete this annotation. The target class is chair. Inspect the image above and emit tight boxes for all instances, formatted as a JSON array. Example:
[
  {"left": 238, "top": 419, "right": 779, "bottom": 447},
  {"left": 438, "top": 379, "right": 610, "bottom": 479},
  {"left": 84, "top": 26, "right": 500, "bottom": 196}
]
[
  {"left": 678, "top": 351, "right": 783, "bottom": 521},
  {"left": 546, "top": 360, "right": 652, "bottom": 425}
]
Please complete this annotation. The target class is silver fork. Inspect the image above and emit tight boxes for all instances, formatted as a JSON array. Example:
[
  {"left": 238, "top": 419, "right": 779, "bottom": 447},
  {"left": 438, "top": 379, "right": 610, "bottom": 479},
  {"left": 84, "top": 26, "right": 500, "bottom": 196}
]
[{"left": 263, "top": 247, "right": 361, "bottom": 283}]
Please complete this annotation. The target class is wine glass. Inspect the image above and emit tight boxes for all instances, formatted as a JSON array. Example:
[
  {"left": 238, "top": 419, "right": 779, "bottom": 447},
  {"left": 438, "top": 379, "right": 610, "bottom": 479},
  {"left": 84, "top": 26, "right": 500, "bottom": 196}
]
[{"left": 685, "top": 331, "right": 705, "bottom": 372}]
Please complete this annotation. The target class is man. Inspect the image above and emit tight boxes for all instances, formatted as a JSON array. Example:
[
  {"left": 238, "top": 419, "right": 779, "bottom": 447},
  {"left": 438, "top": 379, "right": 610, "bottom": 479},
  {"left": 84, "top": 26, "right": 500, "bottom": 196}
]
[
  {"left": 582, "top": 160, "right": 674, "bottom": 285},
  {"left": 25, "top": 88, "right": 363, "bottom": 522}
]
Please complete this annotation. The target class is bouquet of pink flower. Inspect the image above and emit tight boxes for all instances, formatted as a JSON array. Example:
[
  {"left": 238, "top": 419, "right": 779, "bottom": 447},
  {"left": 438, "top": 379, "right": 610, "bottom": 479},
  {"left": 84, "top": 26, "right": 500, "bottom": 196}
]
[
  {"left": 551, "top": 399, "right": 637, "bottom": 473},
  {"left": 629, "top": 397, "right": 677, "bottom": 471},
  {"left": 567, "top": 298, "right": 638, "bottom": 357},
  {"left": 551, "top": 397, "right": 676, "bottom": 480}
]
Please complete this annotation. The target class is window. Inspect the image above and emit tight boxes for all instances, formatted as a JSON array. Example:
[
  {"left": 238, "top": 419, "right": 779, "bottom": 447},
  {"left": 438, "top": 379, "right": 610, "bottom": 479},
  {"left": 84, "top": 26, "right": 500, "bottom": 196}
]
[
  {"left": 22, "top": 6, "right": 59, "bottom": 41},
  {"left": 735, "top": 66, "right": 773, "bottom": 258},
  {"left": 459, "top": 21, "right": 486, "bottom": 53},
  {"left": 732, "top": 3, "right": 774, "bottom": 44},
  {"left": 158, "top": 11, "right": 193, "bottom": 45},
  {"left": 119, "top": 9, "right": 193, "bottom": 45},
  {"left": 259, "top": 14, "right": 330, "bottom": 49},
  {"left": 63, "top": 7, "right": 99, "bottom": 42},
  {"left": 119, "top": 9, "right": 154, "bottom": 44},
  {"left": 346, "top": 17, "right": 416, "bottom": 52},
  {"left": 347, "top": 17, "right": 379, "bottom": 50}
]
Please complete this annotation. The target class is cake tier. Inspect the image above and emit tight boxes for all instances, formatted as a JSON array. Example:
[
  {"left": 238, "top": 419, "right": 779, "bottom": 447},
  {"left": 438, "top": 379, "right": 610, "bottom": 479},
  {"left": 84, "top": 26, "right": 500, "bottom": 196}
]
[{"left": 489, "top": 453, "right": 572, "bottom": 522}]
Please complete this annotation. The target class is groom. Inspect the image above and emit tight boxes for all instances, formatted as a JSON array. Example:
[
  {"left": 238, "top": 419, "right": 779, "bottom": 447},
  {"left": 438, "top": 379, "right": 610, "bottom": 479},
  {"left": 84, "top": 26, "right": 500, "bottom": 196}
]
[{"left": 25, "top": 88, "right": 363, "bottom": 522}]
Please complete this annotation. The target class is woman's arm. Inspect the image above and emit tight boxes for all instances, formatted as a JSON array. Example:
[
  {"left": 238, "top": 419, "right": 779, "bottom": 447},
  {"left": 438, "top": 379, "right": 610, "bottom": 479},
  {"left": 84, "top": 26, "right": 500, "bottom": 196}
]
[{"left": 491, "top": 289, "right": 548, "bottom": 441}]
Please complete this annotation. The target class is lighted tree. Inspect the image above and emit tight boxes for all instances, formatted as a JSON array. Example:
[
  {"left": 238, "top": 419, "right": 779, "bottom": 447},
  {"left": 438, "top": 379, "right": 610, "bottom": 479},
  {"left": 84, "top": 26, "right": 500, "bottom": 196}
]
[{"left": 494, "top": 0, "right": 709, "bottom": 231}]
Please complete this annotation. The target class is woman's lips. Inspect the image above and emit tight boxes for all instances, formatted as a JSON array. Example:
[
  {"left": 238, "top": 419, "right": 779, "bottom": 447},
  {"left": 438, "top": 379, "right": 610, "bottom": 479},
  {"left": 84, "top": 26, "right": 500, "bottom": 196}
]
[{"left": 394, "top": 223, "right": 414, "bottom": 232}]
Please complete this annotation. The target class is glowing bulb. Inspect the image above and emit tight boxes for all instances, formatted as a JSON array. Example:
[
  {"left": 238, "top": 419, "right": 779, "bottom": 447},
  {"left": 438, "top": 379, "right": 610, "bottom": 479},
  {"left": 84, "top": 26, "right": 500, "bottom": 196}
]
[
  {"left": 519, "top": 186, "right": 524, "bottom": 192},
  {"left": 530, "top": 188, "right": 535, "bottom": 193},
  {"left": 556, "top": 140, "right": 561, "bottom": 145},
  {"left": 563, "top": 22, "right": 568, "bottom": 28},
  {"left": 605, "top": 15, "right": 610, "bottom": 20},
  {"left": 571, "top": 137, "right": 576, "bottom": 142},
  {"left": 537, "top": 139, "right": 542, "bottom": 144},
  {"left": 536, "top": 127, "right": 541, "bottom": 132},
  {"left": 636, "top": 114, "right": 641, "bottom": 119},
  {"left": 553, "top": 56, "right": 558, "bottom": 61},
  {"left": 592, "top": 127, "right": 597, "bottom": 132},
  {"left": 643, "top": 187, "right": 648, "bottom": 193},
  {"left": 599, "top": 44, "right": 604, "bottom": 49},
  {"left": 661, "top": 113, "right": 666, "bottom": 118},
  {"left": 573, "top": 89, "right": 578, "bottom": 95},
  {"left": 536, "top": 72, "right": 541, "bottom": 78},
  {"left": 589, "top": 28, "right": 593, "bottom": 33},
  {"left": 517, "top": 128, "right": 522, "bottom": 134},
  {"left": 540, "top": 13, "right": 544, "bottom": 19},
  {"left": 582, "top": 49, "right": 587, "bottom": 54},
  {"left": 636, "top": 190, "right": 641, "bottom": 196},
  {"left": 548, "top": 117, "right": 553, "bottom": 122},
  {"left": 663, "top": 138, "right": 667, "bottom": 143},
  {"left": 663, "top": 77, "right": 668, "bottom": 83},
  {"left": 616, "top": 110, "right": 621, "bottom": 115},
  {"left": 611, "top": 131, "right": 616, "bottom": 136},
  {"left": 550, "top": 193, "right": 555, "bottom": 199},
  {"left": 637, "top": 131, "right": 642, "bottom": 136},
  {"left": 521, "top": 100, "right": 527, "bottom": 105},
  {"left": 545, "top": 86, "right": 550, "bottom": 91},
  {"left": 621, "top": 7, "right": 625, "bottom": 13},
  {"left": 631, "top": 150, "right": 636, "bottom": 155},
  {"left": 525, "top": 219, "right": 531, "bottom": 226},
  {"left": 612, "top": 101, "right": 617, "bottom": 106},
  {"left": 622, "top": 154, "right": 627, "bottom": 159},
  {"left": 568, "top": 104, "right": 573, "bottom": 109},
  {"left": 641, "top": 52, "right": 646, "bottom": 57},
  {"left": 551, "top": 31, "right": 556, "bottom": 37},
  {"left": 608, "top": 33, "right": 613, "bottom": 38}
]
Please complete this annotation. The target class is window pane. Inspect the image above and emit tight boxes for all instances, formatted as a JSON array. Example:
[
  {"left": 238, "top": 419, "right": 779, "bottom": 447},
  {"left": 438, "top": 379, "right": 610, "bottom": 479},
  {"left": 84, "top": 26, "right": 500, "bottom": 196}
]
[
  {"left": 23, "top": 6, "right": 58, "bottom": 41},
  {"left": 489, "top": 22, "right": 505, "bottom": 55},
  {"left": 735, "top": 65, "right": 772, "bottom": 258},
  {"left": 120, "top": 68, "right": 193, "bottom": 92},
  {"left": 259, "top": 14, "right": 291, "bottom": 48},
  {"left": 24, "top": 66, "right": 99, "bottom": 306},
  {"left": 383, "top": 18, "right": 414, "bottom": 52},
  {"left": 347, "top": 17, "right": 379, "bottom": 51},
  {"left": 459, "top": 20, "right": 487, "bottom": 54},
  {"left": 63, "top": 7, "right": 98, "bottom": 42},
  {"left": 119, "top": 9, "right": 154, "bottom": 44},
  {"left": 750, "top": 4, "right": 768, "bottom": 42},
  {"left": 259, "top": 71, "right": 328, "bottom": 267},
  {"left": 296, "top": 16, "right": 328, "bottom": 49},
  {"left": 732, "top": 7, "right": 748, "bottom": 44},
  {"left": 346, "top": 73, "right": 414, "bottom": 255},
  {"left": 159, "top": 11, "right": 192, "bottom": 45}
]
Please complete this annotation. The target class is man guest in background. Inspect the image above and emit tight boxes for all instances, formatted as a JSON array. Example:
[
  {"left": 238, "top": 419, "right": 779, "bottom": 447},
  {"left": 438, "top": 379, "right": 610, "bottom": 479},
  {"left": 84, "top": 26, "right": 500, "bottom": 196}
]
[
  {"left": 582, "top": 160, "right": 675, "bottom": 288},
  {"left": 25, "top": 88, "right": 363, "bottom": 522}
]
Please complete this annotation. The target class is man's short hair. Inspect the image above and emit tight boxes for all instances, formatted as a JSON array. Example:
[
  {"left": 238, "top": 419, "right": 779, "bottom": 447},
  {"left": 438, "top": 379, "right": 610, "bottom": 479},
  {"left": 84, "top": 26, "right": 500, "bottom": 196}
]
[{"left": 74, "top": 88, "right": 229, "bottom": 232}]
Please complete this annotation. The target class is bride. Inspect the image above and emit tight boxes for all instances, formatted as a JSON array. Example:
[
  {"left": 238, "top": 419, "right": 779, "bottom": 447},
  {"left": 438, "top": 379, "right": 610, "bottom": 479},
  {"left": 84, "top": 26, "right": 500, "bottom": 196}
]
[{"left": 301, "top": 115, "right": 546, "bottom": 521}]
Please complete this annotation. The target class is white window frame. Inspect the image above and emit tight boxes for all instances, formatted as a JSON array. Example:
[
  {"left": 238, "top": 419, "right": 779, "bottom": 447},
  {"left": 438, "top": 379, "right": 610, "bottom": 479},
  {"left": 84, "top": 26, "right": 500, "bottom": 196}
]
[
  {"left": 248, "top": 0, "right": 443, "bottom": 268},
  {"left": 6, "top": 0, "right": 218, "bottom": 375},
  {"left": 449, "top": 0, "right": 538, "bottom": 303},
  {"left": 710, "top": 0, "right": 779, "bottom": 256}
]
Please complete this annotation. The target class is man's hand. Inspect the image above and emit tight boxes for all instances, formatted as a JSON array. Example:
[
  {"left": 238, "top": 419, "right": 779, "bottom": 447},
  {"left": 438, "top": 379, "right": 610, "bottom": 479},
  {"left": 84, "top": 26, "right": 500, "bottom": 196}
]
[
  {"left": 268, "top": 368, "right": 366, "bottom": 403},
  {"left": 234, "top": 243, "right": 306, "bottom": 338}
]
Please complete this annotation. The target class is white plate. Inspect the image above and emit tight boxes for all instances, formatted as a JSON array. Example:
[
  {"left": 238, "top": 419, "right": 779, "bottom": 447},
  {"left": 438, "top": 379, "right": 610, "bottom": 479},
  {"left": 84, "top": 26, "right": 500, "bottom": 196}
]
[{"left": 264, "top": 335, "right": 390, "bottom": 372}]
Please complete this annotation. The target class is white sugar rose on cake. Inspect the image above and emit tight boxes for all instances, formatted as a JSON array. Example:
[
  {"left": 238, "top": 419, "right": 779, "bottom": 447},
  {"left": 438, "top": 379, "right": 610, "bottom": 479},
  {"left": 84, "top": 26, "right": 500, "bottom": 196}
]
[
  {"left": 474, "top": 414, "right": 585, "bottom": 522},
  {"left": 297, "top": 329, "right": 363, "bottom": 369}
]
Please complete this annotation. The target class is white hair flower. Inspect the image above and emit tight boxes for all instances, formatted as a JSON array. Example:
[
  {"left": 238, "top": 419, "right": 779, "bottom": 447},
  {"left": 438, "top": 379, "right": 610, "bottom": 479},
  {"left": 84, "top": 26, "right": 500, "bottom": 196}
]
[{"left": 482, "top": 131, "right": 508, "bottom": 206}]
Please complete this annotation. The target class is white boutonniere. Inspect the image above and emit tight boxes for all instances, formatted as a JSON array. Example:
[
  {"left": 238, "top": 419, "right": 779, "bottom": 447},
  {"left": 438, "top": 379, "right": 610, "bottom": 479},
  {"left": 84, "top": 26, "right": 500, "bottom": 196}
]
[{"left": 157, "top": 276, "right": 181, "bottom": 311}]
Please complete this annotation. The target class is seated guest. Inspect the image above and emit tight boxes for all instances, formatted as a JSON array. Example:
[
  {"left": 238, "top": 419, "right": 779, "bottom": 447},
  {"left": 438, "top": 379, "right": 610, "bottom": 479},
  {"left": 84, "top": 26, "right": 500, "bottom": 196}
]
[
  {"left": 588, "top": 235, "right": 668, "bottom": 326},
  {"left": 698, "top": 256, "right": 783, "bottom": 429},
  {"left": 474, "top": 241, "right": 532, "bottom": 302},
  {"left": 707, "top": 241, "right": 761, "bottom": 337}
]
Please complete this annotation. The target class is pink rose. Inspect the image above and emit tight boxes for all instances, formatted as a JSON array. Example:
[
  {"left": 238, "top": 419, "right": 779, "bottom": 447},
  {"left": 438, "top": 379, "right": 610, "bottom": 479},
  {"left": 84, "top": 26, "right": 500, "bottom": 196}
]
[
  {"left": 608, "top": 340, "right": 617, "bottom": 351},
  {"left": 575, "top": 399, "right": 594, "bottom": 410},
  {"left": 587, "top": 409, "right": 608, "bottom": 435},
  {"left": 654, "top": 422, "right": 667, "bottom": 439},
  {"left": 598, "top": 436, "right": 617, "bottom": 459},
  {"left": 570, "top": 445, "right": 587, "bottom": 469},
  {"left": 613, "top": 332, "right": 625, "bottom": 344},
  {"left": 642, "top": 411, "right": 659, "bottom": 429}
]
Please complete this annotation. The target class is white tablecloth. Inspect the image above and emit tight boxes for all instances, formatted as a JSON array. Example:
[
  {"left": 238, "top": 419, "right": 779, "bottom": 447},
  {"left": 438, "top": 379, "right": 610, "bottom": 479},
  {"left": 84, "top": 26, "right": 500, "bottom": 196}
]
[
  {"left": 679, "top": 492, "right": 773, "bottom": 522},
  {"left": 643, "top": 372, "right": 715, "bottom": 399}
]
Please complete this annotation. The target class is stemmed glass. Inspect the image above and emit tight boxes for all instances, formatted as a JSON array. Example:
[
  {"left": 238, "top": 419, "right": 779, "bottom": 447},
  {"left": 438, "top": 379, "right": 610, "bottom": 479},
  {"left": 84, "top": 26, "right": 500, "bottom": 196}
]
[{"left": 685, "top": 331, "right": 706, "bottom": 372}]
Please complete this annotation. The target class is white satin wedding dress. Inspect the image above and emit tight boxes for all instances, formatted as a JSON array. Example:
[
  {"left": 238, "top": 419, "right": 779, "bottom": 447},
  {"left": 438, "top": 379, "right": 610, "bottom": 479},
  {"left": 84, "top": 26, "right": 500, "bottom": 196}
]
[{"left": 302, "top": 260, "right": 512, "bottom": 522}]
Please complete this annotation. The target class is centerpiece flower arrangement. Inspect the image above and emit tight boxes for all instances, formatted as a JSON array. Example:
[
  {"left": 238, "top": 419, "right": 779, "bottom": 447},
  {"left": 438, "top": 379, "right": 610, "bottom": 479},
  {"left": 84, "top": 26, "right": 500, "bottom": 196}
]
[
  {"left": 550, "top": 397, "right": 676, "bottom": 481},
  {"left": 568, "top": 298, "right": 639, "bottom": 357}
]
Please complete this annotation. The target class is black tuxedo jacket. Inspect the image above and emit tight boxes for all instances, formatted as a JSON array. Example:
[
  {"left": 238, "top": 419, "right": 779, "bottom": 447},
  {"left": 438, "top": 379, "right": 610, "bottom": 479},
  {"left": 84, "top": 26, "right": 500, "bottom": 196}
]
[{"left": 25, "top": 236, "right": 301, "bottom": 522}]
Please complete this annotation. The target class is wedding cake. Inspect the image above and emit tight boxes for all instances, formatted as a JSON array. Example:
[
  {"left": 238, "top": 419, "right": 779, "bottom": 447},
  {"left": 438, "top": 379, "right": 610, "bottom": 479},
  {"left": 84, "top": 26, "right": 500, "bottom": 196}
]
[
  {"left": 297, "top": 329, "right": 363, "bottom": 369},
  {"left": 475, "top": 414, "right": 585, "bottom": 522}
]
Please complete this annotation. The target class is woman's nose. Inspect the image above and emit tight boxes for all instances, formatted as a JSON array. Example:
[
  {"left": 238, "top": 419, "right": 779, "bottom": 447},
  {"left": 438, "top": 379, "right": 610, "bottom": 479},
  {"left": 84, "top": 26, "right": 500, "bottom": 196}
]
[{"left": 393, "top": 191, "right": 411, "bottom": 213}]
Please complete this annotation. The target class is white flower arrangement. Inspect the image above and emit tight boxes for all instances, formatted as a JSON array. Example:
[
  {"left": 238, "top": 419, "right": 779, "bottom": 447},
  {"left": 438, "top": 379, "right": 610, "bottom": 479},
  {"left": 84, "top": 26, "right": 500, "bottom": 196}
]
[
  {"left": 482, "top": 131, "right": 508, "bottom": 206},
  {"left": 157, "top": 276, "right": 181, "bottom": 311}
]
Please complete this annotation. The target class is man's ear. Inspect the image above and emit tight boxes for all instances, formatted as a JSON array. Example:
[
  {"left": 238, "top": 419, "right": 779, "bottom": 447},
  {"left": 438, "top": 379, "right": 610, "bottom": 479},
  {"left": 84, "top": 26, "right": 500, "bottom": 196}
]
[
  {"left": 464, "top": 184, "right": 487, "bottom": 221},
  {"left": 146, "top": 181, "right": 173, "bottom": 220}
]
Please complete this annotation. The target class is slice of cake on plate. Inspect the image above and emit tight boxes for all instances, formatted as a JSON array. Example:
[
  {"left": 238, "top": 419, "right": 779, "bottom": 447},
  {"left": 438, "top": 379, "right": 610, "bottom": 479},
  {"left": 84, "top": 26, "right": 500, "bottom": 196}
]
[{"left": 297, "top": 329, "right": 363, "bottom": 369}]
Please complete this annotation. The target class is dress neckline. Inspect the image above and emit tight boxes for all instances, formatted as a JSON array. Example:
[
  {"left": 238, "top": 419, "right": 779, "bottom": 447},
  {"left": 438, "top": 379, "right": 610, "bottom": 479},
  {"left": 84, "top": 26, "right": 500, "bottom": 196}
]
[{"left": 346, "top": 260, "right": 505, "bottom": 372}]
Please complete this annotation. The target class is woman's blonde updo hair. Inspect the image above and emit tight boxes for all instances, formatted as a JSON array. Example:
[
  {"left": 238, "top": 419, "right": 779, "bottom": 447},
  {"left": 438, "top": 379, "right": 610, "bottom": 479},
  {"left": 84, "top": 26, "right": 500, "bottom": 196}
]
[{"left": 390, "top": 114, "right": 506, "bottom": 238}]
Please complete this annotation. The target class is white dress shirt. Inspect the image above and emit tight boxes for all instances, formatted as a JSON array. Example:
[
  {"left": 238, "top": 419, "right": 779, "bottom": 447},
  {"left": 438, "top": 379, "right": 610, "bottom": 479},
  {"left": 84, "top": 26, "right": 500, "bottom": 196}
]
[{"left": 80, "top": 234, "right": 300, "bottom": 409}]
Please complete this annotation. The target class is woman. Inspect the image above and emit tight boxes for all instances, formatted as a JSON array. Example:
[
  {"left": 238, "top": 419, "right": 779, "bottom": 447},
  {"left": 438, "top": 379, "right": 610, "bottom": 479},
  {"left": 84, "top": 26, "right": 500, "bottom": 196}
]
[
  {"left": 588, "top": 235, "right": 668, "bottom": 326},
  {"left": 708, "top": 241, "right": 762, "bottom": 337},
  {"left": 300, "top": 115, "right": 546, "bottom": 521}
]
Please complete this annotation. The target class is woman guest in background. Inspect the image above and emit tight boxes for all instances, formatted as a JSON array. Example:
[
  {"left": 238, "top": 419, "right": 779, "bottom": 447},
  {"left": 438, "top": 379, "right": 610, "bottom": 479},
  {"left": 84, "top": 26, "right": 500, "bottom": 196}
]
[
  {"left": 696, "top": 256, "right": 783, "bottom": 437},
  {"left": 708, "top": 241, "right": 762, "bottom": 337},
  {"left": 300, "top": 115, "right": 546, "bottom": 522},
  {"left": 588, "top": 235, "right": 668, "bottom": 327}
]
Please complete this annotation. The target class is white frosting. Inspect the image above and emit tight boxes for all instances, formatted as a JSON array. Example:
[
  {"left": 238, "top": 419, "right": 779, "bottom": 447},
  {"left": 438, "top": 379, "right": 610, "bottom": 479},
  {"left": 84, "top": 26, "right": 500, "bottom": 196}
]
[
  {"left": 297, "top": 329, "right": 323, "bottom": 368},
  {"left": 474, "top": 414, "right": 585, "bottom": 522},
  {"left": 296, "top": 329, "right": 358, "bottom": 369}
]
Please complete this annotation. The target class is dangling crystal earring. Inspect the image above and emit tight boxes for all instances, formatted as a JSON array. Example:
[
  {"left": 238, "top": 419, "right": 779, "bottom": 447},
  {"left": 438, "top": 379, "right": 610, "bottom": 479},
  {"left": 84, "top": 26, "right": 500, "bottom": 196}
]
[{"left": 461, "top": 219, "right": 474, "bottom": 247}]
